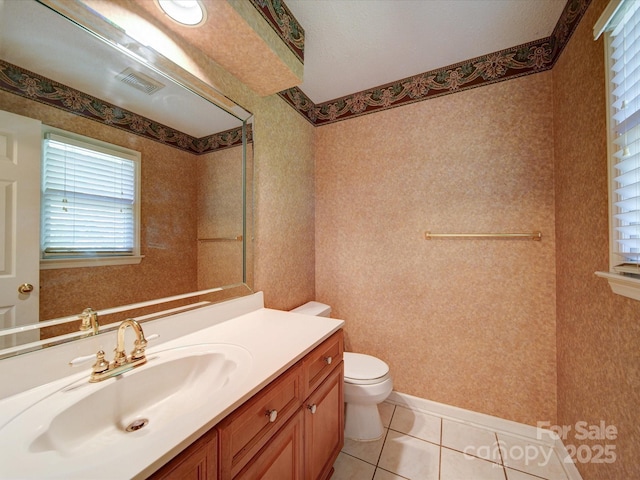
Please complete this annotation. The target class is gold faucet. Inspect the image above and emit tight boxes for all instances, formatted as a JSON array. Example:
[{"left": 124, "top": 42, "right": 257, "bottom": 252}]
[
  {"left": 89, "top": 318, "right": 148, "bottom": 382},
  {"left": 79, "top": 307, "right": 99, "bottom": 335}
]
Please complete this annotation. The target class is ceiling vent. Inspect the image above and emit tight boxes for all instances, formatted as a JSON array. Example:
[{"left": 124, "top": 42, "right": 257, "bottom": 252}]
[{"left": 116, "top": 68, "right": 165, "bottom": 95}]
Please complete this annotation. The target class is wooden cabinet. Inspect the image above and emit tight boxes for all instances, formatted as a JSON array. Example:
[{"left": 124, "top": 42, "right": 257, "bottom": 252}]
[
  {"left": 220, "top": 330, "right": 343, "bottom": 480},
  {"left": 150, "top": 429, "right": 218, "bottom": 480},
  {"left": 150, "top": 330, "right": 344, "bottom": 480},
  {"left": 303, "top": 364, "right": 344, "bottom": 480},
  {"left": 217, "top": 362, "right": 303, "bottom": 478}
]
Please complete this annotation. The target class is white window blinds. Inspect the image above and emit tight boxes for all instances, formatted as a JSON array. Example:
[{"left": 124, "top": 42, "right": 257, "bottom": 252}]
[
  {"left": 606, "top": 0, "right": 640, "bottom": 270},
  {"left": 42, "top": 133, "right": 139, "bottom": 258}
]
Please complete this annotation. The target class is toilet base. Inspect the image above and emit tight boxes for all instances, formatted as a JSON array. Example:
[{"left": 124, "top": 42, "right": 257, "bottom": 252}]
[{"left": 344, "top": 403, "right": 384, "bottom": 441}]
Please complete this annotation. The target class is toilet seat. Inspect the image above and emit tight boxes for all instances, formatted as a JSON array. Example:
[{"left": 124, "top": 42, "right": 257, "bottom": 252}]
[{"left": 344, "top": 352, "right": 390, "bottom": 385}]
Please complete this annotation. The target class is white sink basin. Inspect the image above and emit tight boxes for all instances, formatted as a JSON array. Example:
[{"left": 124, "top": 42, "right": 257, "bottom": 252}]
[{"left": 0, "top": 343, "right": 252, "bottom": 478}]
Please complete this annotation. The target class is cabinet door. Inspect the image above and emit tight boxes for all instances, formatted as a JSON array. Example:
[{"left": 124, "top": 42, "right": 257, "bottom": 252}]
[
  {"left": 150, "top": 429, "right": 217, "bottom": 480},
  {"left": 218, "top": 363, "right": 302, "bottom": 478},
  {"left": 235, "top": 410, "right": 304, "bottom": 480},
  {"left": 304, "top": 363, "right": 344, "bottom": 480}
]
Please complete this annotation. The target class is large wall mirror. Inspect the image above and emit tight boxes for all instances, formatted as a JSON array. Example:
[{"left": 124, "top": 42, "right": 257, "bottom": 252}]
[{"left": 0, "top": 0, "right": 254, "bottom": 358}]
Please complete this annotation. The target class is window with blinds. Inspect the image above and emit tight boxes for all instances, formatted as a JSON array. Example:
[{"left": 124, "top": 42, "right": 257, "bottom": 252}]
[
  {"left": 41, "top": 131, "right": 140, "bottom": 262},
  {"left": 595, "top": 0, "right": 640, "bottom": 273},
  {"left": 595, "top": 0, "right": 640, "bottom": 299},
  {"left": 609, "top": 0, "right": 640, "bottom": 273}
]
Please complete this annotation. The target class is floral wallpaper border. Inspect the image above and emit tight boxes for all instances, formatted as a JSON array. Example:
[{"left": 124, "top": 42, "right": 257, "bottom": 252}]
[
  {"left": 249, "top": 0, "right": 305, "bottom": 63},
  {"left": 0, "top": 60, "right": 251, "bottom": 155},
  {"left": 278, "top": 0, "right": 591, "bottom": 126}
]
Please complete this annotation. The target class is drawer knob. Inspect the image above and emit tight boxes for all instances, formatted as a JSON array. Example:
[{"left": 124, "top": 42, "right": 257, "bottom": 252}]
[
  {"left": 324, "top": 356, "right": 333, "bottom": 365},
  {"left": 266, "top": 409, "right": 278, "bottom": 423},
  {"left": 307, "top": 404, "right": 317, "bottom": 414}
]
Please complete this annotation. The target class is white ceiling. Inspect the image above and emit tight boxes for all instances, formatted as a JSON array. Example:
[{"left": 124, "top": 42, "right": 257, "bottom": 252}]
[{"left": 285, "top": 0, "right": 567, "bottom": 104}]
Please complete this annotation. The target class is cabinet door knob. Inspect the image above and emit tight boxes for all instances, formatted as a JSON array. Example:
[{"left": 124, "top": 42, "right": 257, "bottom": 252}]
[
  {"left": 307, "top": 404, "right": 317, "bottom": 414},
  {"left": 324, "top": 356, "right": 332, "bottom": 365},
  {"left": 266, "top": 409, "right": 278, "bottom": 423}
]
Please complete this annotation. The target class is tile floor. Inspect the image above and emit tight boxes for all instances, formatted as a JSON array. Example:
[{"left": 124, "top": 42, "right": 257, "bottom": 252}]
[{"left": 333, "top": 402, "right": 573, "bottom": 480}]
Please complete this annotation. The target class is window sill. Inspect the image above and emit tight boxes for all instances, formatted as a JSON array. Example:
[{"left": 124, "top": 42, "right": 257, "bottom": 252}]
[
  {"left": 595, "top": 271, "right": 640, "bottom": 301},
  {"left": 40, "top": 255, "right": 144, "bottom": 270}
]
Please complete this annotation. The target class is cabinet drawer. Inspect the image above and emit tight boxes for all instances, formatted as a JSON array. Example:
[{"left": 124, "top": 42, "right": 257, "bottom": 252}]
[
  {"left": 302, "top": 331, "right": 344, "bottom": 399},
  {"left": 217, "top": 363, "right": 302, "bottom": 478}
]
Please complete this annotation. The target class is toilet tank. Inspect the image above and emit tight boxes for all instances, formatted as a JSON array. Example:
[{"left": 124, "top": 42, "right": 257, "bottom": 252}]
[{"left": 290, "top": 301, "right": 331, "bottom": 317}]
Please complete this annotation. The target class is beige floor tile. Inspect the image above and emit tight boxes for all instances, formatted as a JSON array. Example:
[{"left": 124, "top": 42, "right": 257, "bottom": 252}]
[
  {"left": 338, "top": 402, "right": 574, "bottom": 480},
  {"left": 506, "top": 467, "right": 551, "bottom": 480},
  {"left": 498, "top": 434, "right": 570, "bottom": 480},
  {"left": 441, "top": 418, "right": 502, "bottom": 463},
  {"left": 379, "top": 402, "right": 395, "bottom": 427},
  {"left": 440, "top": 448, "right": 506, "bottom": 480},
  {"left": 373, "top": 468, "right": 409, "bottom": 480},
  {"left": 332, "top": 452, "right": 376, "bottom": 480},
  {"left": 389, "top": 405, "right": 441, "bottom": 444},
  {"left": 378, "top": 430, "right": 440, "bottom": 480},
  {"left": 342, "top": 428, "right": 387, "bottom": 465}
]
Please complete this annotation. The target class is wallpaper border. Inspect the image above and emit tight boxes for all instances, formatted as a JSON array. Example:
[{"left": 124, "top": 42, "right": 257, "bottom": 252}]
[
  {"left": 0, "top": 60, "right": 251, "bottom": 155},
  {"left": 248, "top": 0, "right": 305, "bottom": 63}
]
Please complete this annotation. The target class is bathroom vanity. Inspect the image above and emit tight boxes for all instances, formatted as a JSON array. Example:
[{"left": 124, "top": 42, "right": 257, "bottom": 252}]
[
  {"left": 0, "top": 293, "right": 345, "bottom": 479},
  {"left": 152, "top": 330, "right": 344, "bottom": 480}
]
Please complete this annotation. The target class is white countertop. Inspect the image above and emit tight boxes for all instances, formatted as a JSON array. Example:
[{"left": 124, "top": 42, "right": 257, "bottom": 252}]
[{"left": 0, "top": 294, "right": 344, "bottom": 479}]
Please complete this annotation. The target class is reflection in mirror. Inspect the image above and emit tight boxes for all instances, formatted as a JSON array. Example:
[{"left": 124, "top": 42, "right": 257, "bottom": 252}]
[{"left": 0, "top": 0, "right": 253, "bottom": 357}]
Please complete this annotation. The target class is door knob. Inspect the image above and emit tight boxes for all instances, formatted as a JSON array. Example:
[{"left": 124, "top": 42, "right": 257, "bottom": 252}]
[{"left": 18, "top": 283, "right": 34, "bottom": 294}]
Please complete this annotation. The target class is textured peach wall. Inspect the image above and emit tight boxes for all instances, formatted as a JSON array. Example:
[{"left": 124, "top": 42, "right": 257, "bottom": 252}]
[
  {"left": 175, "top": 65, "right": 317, "bottom": 312},
  {"left": 197, "top": 144, "right": 252, "bottom": 291},
  {"left": 316, "top": 73, "right": 557, "bottom": 426},
  {"left": 554, "top": 0, "right": 640, "bottom": 477},
  {"left": 250, "top": 95, "right": 316, "bottom": 310}
]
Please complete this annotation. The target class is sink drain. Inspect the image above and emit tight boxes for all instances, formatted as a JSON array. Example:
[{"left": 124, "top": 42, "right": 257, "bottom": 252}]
[{"left": 125, "top": 418, "right": 149, "bottom": 432}]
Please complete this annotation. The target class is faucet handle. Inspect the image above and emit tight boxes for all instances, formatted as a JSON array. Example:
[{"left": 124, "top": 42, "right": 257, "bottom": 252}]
[
  {"left": 79, "top": 308, "right": 99, "bottom": 335},
  {"left": 69, "top": 352, "right": 99, "bottom": 367},
  {"left": 92, "top": 350, "right": 110, "bottom": 374},
  {"left": 131, "top": 338, "right": 148, "bottom": 360},
  {"left": 130, "top": 333, "right": 159, "bottom": 360}
]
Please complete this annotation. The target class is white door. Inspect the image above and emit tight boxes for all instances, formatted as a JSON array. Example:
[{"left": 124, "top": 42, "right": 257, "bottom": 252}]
[{"left": 0, "top": 110, "right": 41, "bottom": 348}]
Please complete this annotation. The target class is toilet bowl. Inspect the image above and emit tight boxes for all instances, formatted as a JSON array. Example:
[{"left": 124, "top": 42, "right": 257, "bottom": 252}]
[
  {"left": 343, "top": 352, "right": 393, "bottom": 441},
  {"left": 290, "top": 301, "right": 393, "bottom": 442}
]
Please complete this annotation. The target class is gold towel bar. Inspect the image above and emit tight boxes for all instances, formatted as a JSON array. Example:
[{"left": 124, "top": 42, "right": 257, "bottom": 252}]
[
  {"left": 197, "top": 235, "right": 243, "bottom": 242},
  {"left": 425, "top": 231, "right": 542, "bottom": 241}
]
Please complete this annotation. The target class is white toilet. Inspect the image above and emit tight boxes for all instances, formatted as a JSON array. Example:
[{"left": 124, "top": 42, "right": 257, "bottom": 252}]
[{"left": 291, "top": 301, "right": 393, "bottom": 442}]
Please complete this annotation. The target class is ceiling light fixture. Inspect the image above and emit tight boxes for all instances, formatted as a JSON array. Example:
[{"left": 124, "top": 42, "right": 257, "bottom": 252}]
[{"left": 156, "top": 0, "right": 206, "bottom": 27}]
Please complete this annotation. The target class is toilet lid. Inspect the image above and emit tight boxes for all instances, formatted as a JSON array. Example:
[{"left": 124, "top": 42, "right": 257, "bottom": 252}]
[{"left": 344, "top": 352, "right": 389, "bottom": 382}]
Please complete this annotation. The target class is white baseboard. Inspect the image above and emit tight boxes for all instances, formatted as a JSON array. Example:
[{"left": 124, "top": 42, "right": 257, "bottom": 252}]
[{"left": 386, "top": 391, "right": 583, "bottom": 480}]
